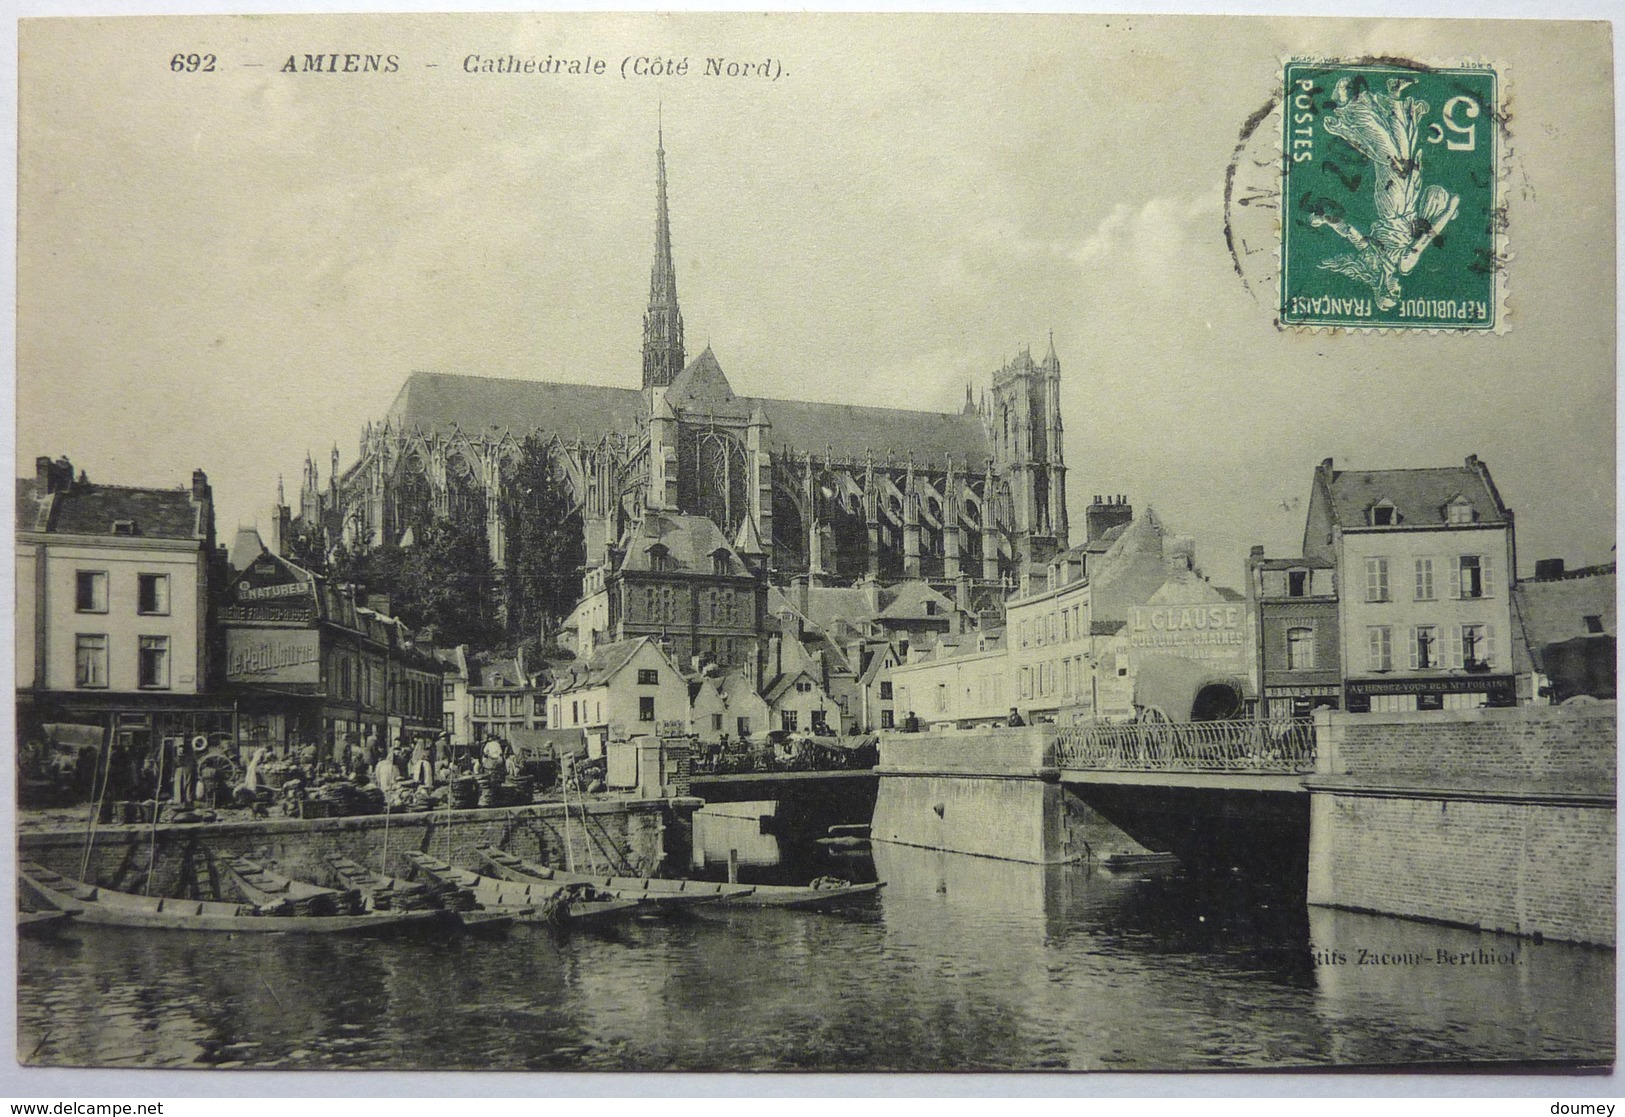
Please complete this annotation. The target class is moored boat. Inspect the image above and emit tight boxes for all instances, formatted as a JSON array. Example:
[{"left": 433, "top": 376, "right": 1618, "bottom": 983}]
[
  {"left": 324, "top": 855, "right": 520, "bottom": 930},
  {"left": 815, "top": 835, "right": 872, "bottom": 853},
  {"left": 17, "top": 909, "right": 73, "bottom": 938},
  {"left": 723, "top": 877, "right": 885, "bottom": 910},
  {"left": 1102, "top": 851, "right": 1181, "bottom": 871},
  {"left": 224, "top": 856, "right": 362, "bottom": 916},
  {"left": 474, "top": 844, "right": 882, "bottom": 910},
  {"left": 406, "top": 852, "right": 645, "bottom": 926},
  {"left": 18, "top": 863, "right": 444, "bottom": 934},
  {"left": 473, "top": 845, "right": 754, "bottom": 906}
]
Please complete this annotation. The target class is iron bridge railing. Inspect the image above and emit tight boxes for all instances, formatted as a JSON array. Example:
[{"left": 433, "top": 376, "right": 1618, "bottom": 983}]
[{"left": 1053, "top": 718, "right": 1317, "bottom": 775}]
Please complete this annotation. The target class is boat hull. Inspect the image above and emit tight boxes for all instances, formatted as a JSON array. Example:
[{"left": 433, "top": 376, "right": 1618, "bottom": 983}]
[
  {"left": 19, "top": 866, "right": 444, "bottom": 935},
  {"left": 407, "top": 853, "right": 644, "bottom": 926},
  {"left": 473, "top": 846, "right": 752, "bottom": 905},
  {"left": 473, "top": 845, "right": 881, "bottom": 909}
]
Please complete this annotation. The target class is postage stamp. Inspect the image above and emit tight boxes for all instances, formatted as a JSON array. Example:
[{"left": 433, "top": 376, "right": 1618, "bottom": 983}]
[{"left": 1280, "top": 61, "right": 1500, "bottom": 331}]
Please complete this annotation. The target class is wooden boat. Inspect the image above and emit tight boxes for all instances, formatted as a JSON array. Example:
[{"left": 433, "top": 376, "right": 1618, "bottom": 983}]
[
  {"left": 725, "top": 877, "right": 885, "bottom": 910},
  {"left": 17, "top": 863, "right": 443, "bottom": 934},
  {"left": 406, "top": 852, "right": 644, "bottom": 926},
  {"left": 324, "top": 855, "right": 519, "bottom": 930},
  {"left": 473, "top": 845, "right": 754, "bottom": 906},
  {"left": 474, "top": 844, "right": 882, "bottom": 910},
  {"left": 223, "top": 856, "right": 362, "bottom": 916},
  {"left": 816, "top": 835, "right": 872, "bottom": 853},
  {"left": 17, "top": 909, "right": 73, "bottom": 938},
  {"left": 1102, "top": 851, "right": 1181, "bottom": 871}
]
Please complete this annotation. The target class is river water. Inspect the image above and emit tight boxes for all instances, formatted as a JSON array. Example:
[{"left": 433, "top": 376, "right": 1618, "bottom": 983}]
[{"left": 17, "top": 836, "right": 1614, "bottom": 1073}]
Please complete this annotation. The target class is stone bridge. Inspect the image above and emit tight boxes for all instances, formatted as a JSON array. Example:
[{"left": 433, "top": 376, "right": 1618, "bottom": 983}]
[{"left": 867, "top": 704, "right": 1616, "bottom": 946}]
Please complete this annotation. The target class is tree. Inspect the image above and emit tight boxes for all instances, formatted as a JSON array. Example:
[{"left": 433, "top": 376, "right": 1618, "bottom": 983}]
[
  {"left": 396, "top": 519, "right": 504, "bottom": 649},
  {"left": 285, "top": 526, "right": 331, "bottom": 576},
  {"left": 324, "top": 520, "right": 503, "bottom": 650},
  {"left": 503, "top": 435, "right": 585, "bottom": 644}
]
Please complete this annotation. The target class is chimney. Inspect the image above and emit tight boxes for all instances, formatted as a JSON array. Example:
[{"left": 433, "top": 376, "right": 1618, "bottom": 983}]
[
  {"left": 268, "top": 504, "right": 291, "bottom": 556},
  {"left": 192, "top": 469, "right": 210, "bottom": 502},
  {"left": 36, "top": 455, "right": 75, "bottom": 494},
  {"left": 1085, "top": 494, "right": 1133, "bottom": 543}
]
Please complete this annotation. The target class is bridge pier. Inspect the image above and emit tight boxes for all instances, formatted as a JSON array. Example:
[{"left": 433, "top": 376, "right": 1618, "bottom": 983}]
[{"left": 873, "top": 729, "right": 1106, "bottom": 863}]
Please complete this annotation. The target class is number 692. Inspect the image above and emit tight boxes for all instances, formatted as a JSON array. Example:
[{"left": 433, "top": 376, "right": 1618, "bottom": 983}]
[{"left": 170, "top": 53, "right": 217, "bottom": 72}]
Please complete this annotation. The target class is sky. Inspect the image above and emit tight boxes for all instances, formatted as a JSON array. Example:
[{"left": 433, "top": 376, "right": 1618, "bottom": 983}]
[{"left": 15, "top": 12, "right": 1617, "bottom": 589}]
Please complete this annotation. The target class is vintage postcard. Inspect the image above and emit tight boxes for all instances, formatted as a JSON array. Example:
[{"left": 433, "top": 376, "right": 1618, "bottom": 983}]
[{"left": 9, "top": 9, "right": 1617, "bottom": 1082}]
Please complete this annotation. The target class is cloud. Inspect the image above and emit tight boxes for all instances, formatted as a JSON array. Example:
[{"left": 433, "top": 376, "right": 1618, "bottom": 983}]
[{"left": 1068, "top": 190, "right": 1223, "bottom": 286}]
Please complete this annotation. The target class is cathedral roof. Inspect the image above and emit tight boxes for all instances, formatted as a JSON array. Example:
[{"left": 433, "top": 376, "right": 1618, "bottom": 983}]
[
  {"left": 750, "top": 396, "right": 990, "bottom": 465},
  {"left": 386, "top": 372, "right": 645, "bottom": 442},
  {"left": 666, "top": 347, "right": 749, "bottom": 416},
  {"left": 382, "top": 370, "right": 993, "bottom": 466}
]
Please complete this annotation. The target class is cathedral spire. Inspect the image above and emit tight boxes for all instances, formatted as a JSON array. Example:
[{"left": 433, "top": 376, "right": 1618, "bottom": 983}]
[{"left": 643, "top": 116, "right": 685, "bottom": 390}]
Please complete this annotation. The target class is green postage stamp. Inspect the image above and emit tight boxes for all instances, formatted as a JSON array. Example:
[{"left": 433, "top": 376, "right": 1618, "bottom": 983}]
[{"left": 1280, "top": 61, "right": 1500, "bottom": 331}]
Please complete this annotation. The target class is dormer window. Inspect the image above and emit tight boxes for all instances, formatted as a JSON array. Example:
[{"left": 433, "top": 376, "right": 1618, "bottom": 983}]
[
  {"left": 1444, "top": 497, "right": 1476, "bottom": 525},
  {"left": 1369, "top": 500, "right": 1398, "bottom": 527},
  {"left": 711, "top": 549, "right": 730, "bottom": 576},
  {"left": 1287, "top": 568, "right": 1309, "bottom": 597},
  {"left": 647, "top": 543, "right": 672, "bottom": 572},
  {"left": 111, "top": 520, "right": 139, "bottom": 536}
]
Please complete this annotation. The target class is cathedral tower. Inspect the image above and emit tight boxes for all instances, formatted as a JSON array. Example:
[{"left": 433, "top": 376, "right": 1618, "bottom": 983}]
[
  {"left": 987, "top": 334, "right": 1069, "bottom": 569},
  {"left": 642, "top": 123, "right": 685, "bottom": 391}
]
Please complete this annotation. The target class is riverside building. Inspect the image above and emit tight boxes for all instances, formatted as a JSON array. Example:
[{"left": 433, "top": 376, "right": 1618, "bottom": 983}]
[{"left": 1300, "top": 455, "right": 1517, "bottom": 712}]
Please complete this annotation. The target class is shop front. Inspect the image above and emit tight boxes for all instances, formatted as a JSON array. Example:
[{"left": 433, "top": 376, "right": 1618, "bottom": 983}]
[
  {"left": 1344, "top": 674, "right": 1517, "bottom": 713},
  {"left": 1261, "top": 684, "right": 1341, "bottom": 719}
]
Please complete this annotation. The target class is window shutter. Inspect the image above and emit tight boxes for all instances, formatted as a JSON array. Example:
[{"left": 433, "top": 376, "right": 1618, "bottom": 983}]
[
  {"left": 1450, "top": 625, "right": 1463, "bottom": 668},
  {"left": 1408, "top": 627, "right": 1419, "bottom": 670},
  {"left": 1482, "top": 554, "right": 1495, "bottom": 599},
  {"left": 1484, "top": 625, "right": 1496, "bottom": 668},
  {"left": 1449, "top": 556, "right": 1462, "bottom": 599}
]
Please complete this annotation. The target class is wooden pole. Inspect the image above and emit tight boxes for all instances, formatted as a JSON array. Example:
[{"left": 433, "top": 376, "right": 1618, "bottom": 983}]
[{"left": 727, "top": 848, "right": 739, "bottom": 884}]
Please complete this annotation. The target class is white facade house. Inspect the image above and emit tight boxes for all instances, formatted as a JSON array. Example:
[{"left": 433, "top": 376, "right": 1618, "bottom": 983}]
[
  {"left": 889, "top": 635, "right": 1009, "bottom": 728},
  {"left": 690, "top": 669, "right": 770, "bottom": 744},
  {"left": 16, "top": 456, "right": 229, "bottom": 748},
  {"left": 547, "top": 637, "right": 689, "bottom": 756}
]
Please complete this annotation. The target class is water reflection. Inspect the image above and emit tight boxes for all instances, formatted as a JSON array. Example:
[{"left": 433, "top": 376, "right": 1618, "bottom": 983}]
[
  {"left": 17, "top": 845, "right": 1613, "bottom": 1072},
  {"left": 692, "top": 800, "right": 781, "bottom": 869},
  {"left": 1307, "top": 906, "right": 1615, "bottom": 1067}
]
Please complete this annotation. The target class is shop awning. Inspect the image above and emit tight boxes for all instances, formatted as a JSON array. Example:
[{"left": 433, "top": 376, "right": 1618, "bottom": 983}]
[
  {"left": 42, "top": 723, "right": 105, "bottom": 751},
  {"left": 514, "top": 727, "right": 588, "bottom": 760},
  {"left": 1131, "top": 655, "right": 1248, "bottom": 722}
]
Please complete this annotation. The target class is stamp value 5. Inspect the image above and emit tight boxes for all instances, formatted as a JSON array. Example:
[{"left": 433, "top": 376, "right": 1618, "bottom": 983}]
[{"left": 1281, "top": 62, "right": 1499, "bottom": 331}]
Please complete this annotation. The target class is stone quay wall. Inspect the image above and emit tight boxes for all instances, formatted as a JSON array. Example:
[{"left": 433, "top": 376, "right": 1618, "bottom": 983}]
[
  {"left": 20, "top": 797, "right": 703, "bottom": 900},
  {"left": 1307, "top": 703, "right": 1616, "bottom": 946}
]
